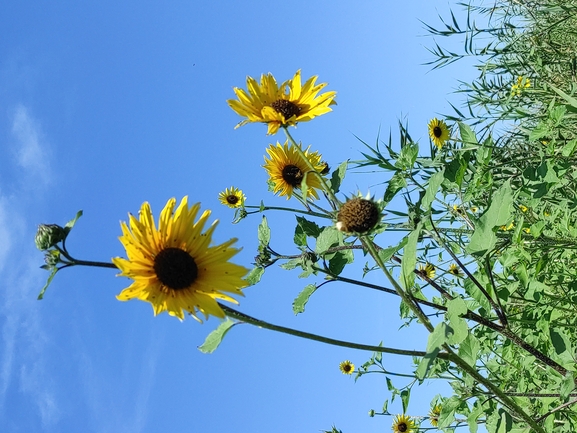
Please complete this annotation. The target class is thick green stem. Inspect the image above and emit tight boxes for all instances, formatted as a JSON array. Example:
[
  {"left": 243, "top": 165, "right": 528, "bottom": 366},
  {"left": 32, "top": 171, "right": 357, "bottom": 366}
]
[{"left": 244, "top": 205, "right": 330, "bottom": 219}]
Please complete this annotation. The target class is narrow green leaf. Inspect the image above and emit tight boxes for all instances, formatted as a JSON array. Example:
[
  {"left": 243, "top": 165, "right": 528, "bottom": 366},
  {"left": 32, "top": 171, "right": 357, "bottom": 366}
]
[
  {"left": 198, "top": 319, "right": 236, "bottom": 353},
  {"left": 245, "top": 266, "right": 265, "bottom": 286},
  {"left": 377, "top": 237, "right": 408, "bottom": 263},
  {"left": 258, "top": 216, "right": 270, "bottom": 247},
  {"left": 422, "top": 169, "right": 445, "bottom": 210},
  {"left": 292, "top": 284, "right": 317, "bottom": 315},
  {"left": 400, "top": 389, "right": 410, "bottom": 414},
  {"left": 383, "top": 172, "right": 407, "bottom": 206},
  {"left": 401, "top": 222, "right": 423, "bottom": 291},
  {"left": 560, "top": 372, "right": 576, "bottom": 401},
  {"left": 37, "top": 267, "right": 59, "bottom": 300},
  {"left": 549, "top": 84, "right": 577, "bottom": 110},
  {"left": 330, "top": 161, "right": 348, "bottom": 194},
  {"left": 562, "top": 139, "right": 577, "bottom": 157},
  {"left": 63, "top": 210, "right": 83, "bottom": 235}
]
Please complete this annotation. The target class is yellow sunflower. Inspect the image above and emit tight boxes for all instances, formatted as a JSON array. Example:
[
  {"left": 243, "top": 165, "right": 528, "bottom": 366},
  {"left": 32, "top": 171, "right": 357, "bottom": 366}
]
[
  {"left": 219, "top": 186, "right": 245, "bottom": 209},
  {"left": 428, "top": 118, "right": 450, "bottom": 149},
  {"left": 448, "top": 263, "right": 462, "bottom": 277},
  {"left": 339, "top": 360, "right": 355, "bottom": 375},
  {"left": 392, "top": 414, "right": 416, "bottom": 433},
  {"left": 429, "top": 404, "right": 442, "bottom": 427},
  {"left": 228, "top": 70, "right": 337, "bottom": 135},
  {"left": 263, "top": 141, "right": 326, "bottom": 199},
  {"left": 418, "top": 263, "right": 436, "bottom": 279},
  {"left": 113, "top": 197, "right": 249, "bottom": 321}
]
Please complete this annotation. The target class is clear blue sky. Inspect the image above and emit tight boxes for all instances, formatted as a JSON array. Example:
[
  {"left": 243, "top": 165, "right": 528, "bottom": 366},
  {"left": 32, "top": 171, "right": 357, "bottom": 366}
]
[{"left": 0, "top": 1, "right": 479, "bottom": 432}]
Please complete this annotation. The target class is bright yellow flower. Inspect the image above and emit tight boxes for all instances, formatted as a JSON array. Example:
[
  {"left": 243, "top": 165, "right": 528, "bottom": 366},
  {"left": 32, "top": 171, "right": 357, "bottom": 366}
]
[
  {"left": 219, "top": 186, "right": 245, "bottom": 209},
  {"left": 339, "top": 360, "right": 355, "bottom": 375},
  {"left": 228, "top": 70, "right": 337, "bottom": 135},
  {"left": 263, "top": 141, "right": 326, "bottom": 199},
  {"left": 448, "top": 263, "right": 462, "bottom": 277},
  {"left": 511, "top": 76, "right": 530, "bottom": 96},
  {"left": 428, "top": 118, "right": 450, "bottom": 149},
  {"left": 392, "top": 414, "right": 416, "bottom": 433},
  {"left": 519, "top": 205, "right": 528, "bottom": 212},
  {"left": 418, "top": 263, "right": 436, "bottom": 279},
  {"left": 499, "top": 222, "right": 515, "bottom": 231},
  {"left": 113, "top": 197, "right": 248, "bottom": 321},
  {"left": 429, "top": 404, "right": 442, "bottom": 427}
]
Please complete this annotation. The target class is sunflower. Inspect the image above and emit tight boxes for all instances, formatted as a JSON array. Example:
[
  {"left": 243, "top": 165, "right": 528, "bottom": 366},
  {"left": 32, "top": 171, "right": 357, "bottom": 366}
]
[
  {"left": 219, "top": 186, "right": 246, "bottom": 209},
  {"left": 227, "top": 70, "right": 337, "bottom": 135},
  {"left": 428, "top": 118, "right": 450, "bottom": 149},
  {"left": 339, "top": 360, "right": 355, "bottom": 375},
  {"left": 392, "top": 414, "right": 416, "bottom": 433},
  {"left": 113, "top": 197, "right": 249, "bottom": 321},
  {"left": 429, "top": 404, "right": 442, "bottom": 427},
  {"left": 448, "top": 263, "right": 462, "bottom": 277},
  {"left": 263, "top": 141, "right": 326, "bottom": 199},
  {"left": 418, "top": 263, "right": 436, "bottom": 279},
  {"left": 336, "top": 197, "right": 381, "bottom": 234}
]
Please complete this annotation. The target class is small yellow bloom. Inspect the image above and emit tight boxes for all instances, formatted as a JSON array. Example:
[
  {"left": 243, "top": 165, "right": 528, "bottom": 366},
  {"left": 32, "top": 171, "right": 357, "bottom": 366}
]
[
  {"left": 519, "top": 205, "right": 528, "bottom": 212},
  {"left": 429, "top": 405, "right": 442, "bottom": 427},
  {"left": 228, "top": 70, "right": 337, "bottom": 135},
  {"left": 263, "top": 141, "right": 326, "bottom": 199},
  {"left": 523, "top": 227, "right": 531, "bottom": 234},
  {"left": 418, "top": 263, "right": 436, "bottom": 279},
  {"left": 448, "top": 263, "right": 462, "bottom": 277},
  {"left": 428, "top": 118, "right": 450, "bottom": 149},
  {"left": 219, "top": 186, "right": 245, "bottom": 209},
  {"left": 511, "top": 76, "right": 530, "bottom": 96},
  {"left": 392, "top": 414, "right": 416, "bottom": 433},
  {"left": 499, "top": 222, "right": 515, "bottom": 231},
  {"left": 339, "top": 360, "right": 355, "bottom": 375}
]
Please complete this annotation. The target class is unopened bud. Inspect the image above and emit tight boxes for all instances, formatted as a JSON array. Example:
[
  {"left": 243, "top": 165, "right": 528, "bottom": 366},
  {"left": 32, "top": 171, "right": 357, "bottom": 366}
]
[{"left": 35, "top": 224, "right": 67, "bottom": 251}]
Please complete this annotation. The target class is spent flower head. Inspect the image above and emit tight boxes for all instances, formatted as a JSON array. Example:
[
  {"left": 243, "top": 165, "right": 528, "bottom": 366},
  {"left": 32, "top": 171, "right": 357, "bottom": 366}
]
[{"left": 336, "top": 194, "right": 383, "bottom": 234}]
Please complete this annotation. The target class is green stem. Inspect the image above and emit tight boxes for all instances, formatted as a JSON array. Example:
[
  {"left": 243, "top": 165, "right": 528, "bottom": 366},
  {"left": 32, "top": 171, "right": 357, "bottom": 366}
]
[
  {"left": 219, "top": 304, "right": 447, "bottom": 359},
  {"left": 283, "top": 128, "right": 341, "bottom": 206},
  {"left": 55, "top": 246, "right": 117, "bottom": 269},
  {"left": 244, "top": 205, "right": 330, "bottom": 219}
]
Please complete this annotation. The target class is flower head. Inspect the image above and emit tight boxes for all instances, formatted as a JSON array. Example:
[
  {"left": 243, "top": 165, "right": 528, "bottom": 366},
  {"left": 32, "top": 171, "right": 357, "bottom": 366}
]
[
  {"left": 336, "top": 197, "right": 381, "bottom": 234},
  {"left": 113, "top": 197, "right": 249, "bottom": 321},
  {"left": 339, "top": 360, "right": 355, "bottom": 375},
  {"left": 392, "top": 414, "right": 416, "bottom": 433},
  {"left": 35, "top": 223, "right": 67, "bottom": 251},
  {"left": 511, "top": 76, "right": 530, "bottom": 96},
  {"left": 429, "top": 404, "right": 442, "bottom": 427},
  {"left": 219, "top": 186, "right": 246, "bottom": 209},
  {"left": 428, "top": 118, "right": 450, "bottom": 149},
  {"left": 228, "top": 70, "right": 337, "bottom": 135},
  {"left": 418, "top": 263, "right": 436, "bottom": 280},
  {"left": 263, "top": 141, "right": 326, "bottom": 199},
  {"left": 448, "top": 263, "right": 462, "bottom": 277}
]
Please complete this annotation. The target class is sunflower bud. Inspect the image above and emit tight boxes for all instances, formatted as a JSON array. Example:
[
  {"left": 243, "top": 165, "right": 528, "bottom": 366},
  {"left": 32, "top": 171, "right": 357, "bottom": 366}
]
[
  {"left": 43, "top": 249, "right": 61, "bottom": 268},
  {"left": 336, "top": 198, "right": 380, "bottom": 234},
  {"left": 35, "top": 224, "right": 67, "bottom": 251},
  {"left": 368, "top": 409, "right": 375, "bottom": 417}
]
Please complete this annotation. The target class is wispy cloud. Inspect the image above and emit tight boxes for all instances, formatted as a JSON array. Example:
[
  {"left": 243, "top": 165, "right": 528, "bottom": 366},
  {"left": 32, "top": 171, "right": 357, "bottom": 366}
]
[{"left": 0, "top": 104, "right": 59, "bottom": 428}]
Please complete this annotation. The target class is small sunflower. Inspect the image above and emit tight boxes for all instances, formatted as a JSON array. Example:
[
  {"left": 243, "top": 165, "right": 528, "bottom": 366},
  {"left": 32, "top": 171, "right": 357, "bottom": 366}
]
[
  {"left": 113, "top": 197, "right": 249, "bottom": 321},
  {"left": 428, "top": 118, "right": 450, "bottom": 149},
  {"left": 339, "top": 360, "right": 355, "bottom": 375},
  {"left": 263, "top": 141, "right": 326, "bottom": 199},
  {"left": 336, "top": 196, "right": 381, "bottom": 234},
  {"left": 429, "top": 404, "right": 442, "bottom": 427},
  {"left": 227, "top": 70, "right": 337, "bottom": 135},
  {"left": 219, "top": 186, "right": 246, "bottom": 209},
  {"left": 448, "top": 263, "right": 462, "bottom": 277},
  {"left": 392, "top": 414, "right": 416, "bottom": 433},
  {"left": 418, "top": 263, "right": 436, "bottom": 280},
  {"left": 519, "top": 204, "right": 528, "bottom": 213}
]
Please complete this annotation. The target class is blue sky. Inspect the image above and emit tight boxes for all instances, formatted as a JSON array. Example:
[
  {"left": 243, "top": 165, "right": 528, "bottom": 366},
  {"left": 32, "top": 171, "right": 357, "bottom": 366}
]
[{"left": 0, "top": 1, "right": 479, "bottom": 432}]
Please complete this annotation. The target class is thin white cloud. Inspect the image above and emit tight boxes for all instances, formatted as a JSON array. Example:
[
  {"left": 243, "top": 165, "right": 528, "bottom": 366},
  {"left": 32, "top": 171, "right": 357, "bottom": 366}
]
[
  {"left": 11, "top": 104, "right": 51, "bottom": 186},
  {"left": 0, "top": 103, "right": 59, "bottom": 428}
]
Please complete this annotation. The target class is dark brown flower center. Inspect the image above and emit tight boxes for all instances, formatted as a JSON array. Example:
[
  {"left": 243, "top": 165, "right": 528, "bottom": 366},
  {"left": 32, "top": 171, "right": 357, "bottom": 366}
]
[
  {"left": 433, "top": 126, "right": 443, "bottom": 138},
  {"left": 398, "top": 422, "right": 408, "bottom": 432},
  {"left": 282, "top": 164, "right": 304, "bottom": 187},
  {"left": 226, "top": 195, "right": 239, "bottom": 205},
  {"left": 153, "top": 247, "right": 198, "bottom": 290},
  {"left": 271, "top": 99, "right": 302, "bottom": 121},
  {"left": 337, "top": 198, "right": 380, "bottom": 233},
  {"left": 343, "top": 364, "right": 352, "bottom": 372}
]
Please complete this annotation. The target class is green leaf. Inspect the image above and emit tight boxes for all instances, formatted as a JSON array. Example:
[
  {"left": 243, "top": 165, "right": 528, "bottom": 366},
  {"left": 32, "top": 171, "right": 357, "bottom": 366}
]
[
  {"left": 401, "top": 222, "right": 423, "bottom": 291},
  {"left": 330, "top": 161, "right": 348, "bottom": 194},
  {"left": 437, "top": 395, "right": 462, "bottom": 428},
  {"left": 328, "top": 251, "right": 352, "bottom": 275},
  {"left": 416, "top": 322, "right": 449, "bottom": 380},
  {"left": 395, "top": 141, "right": 419, "bottom": 170},
  {"left": 292, "top": 284, "right": 317, "bottom": 315},
  {"left": 467, "top": 180, "right": 514, "bottom": 256},
  {"left": 458, "top": 334, "right": 480, "bottom": 366},
  {"left": 377, "top": 237, "right": 408, "bottom": 263},
  {"left": 37, "top": 266, "right": 59, "bottom": 300},
  {"left": 446, "top": 297, "right": 468, "bottom": 345},
  {"left": 258, "top": 216, "right": 270, "bottom": 247},
  {"left": 383, "top": 172, "right": 407, "bottom": 206},
  {"left": 562, "top": 139, "right": 577, "bottom": 157},
  {"left": 458, "top": 122, "right": 478, "bottom": 145},
  {"left": 400, "top": 389, "right": 410, "bottom": 413},
  {"left": 198, "top": 319, "right": 236, "bottom": 353},
  {"left": 245, "top": 266, "right": 265, "bottom": 286},
  {"left": 549, "top": 84, "right": 577, "bottom": 110},
  {"left": 63, "top": 210, "right": 83, "bottom": 235},
  {"left": 422, "top": 169, "right": 445, "bottom": 210},
  {"left": 560, "top": 372, "right": 576, "bottom": 401},
  {"left": 315, "top": 227, "right": 339, "bottom": 254}
]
